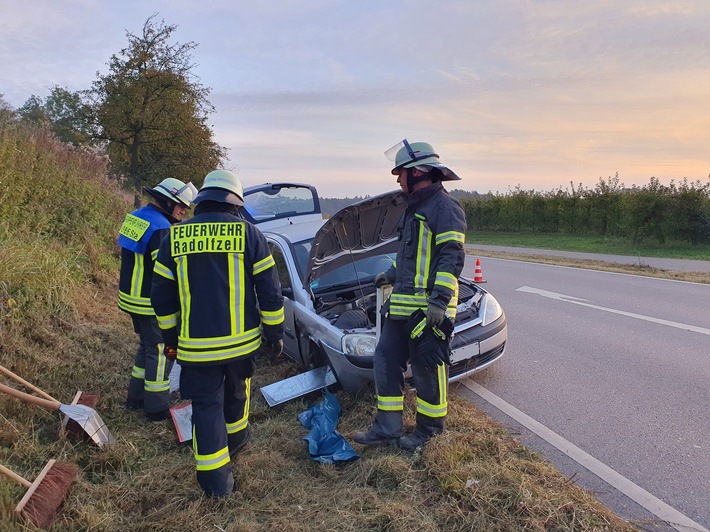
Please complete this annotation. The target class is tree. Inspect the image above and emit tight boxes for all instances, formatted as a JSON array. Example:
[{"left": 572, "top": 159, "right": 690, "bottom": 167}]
[
  {"left": 18, "top": 87, "right": 96, "bottom": 146},
  {"left": 0, "top": 94, "right": 16, "bottom": 127},
  {"left": 90, "top": 15, "right": 226, "bottom": 192}
]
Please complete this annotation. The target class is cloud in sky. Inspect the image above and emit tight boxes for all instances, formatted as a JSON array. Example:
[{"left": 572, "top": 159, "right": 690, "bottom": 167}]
[{"left": 1, "top": 0, "right": 709, "bottom": 197}]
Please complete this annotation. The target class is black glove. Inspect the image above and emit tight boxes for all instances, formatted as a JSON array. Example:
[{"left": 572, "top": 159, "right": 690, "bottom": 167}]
[
  {"left": 374, "top": 272, "right": 389, "bottom": 288},
  {"left": 425, "top": 302, "right": 446, "bottom": 327},
  {"left": 414, "top": 331, "right": 450, "bottom": 370}
]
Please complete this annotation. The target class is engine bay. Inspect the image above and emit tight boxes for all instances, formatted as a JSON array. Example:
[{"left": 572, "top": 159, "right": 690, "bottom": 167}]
[{"left": 314, "top": 279, "right": 483, "bottom": 331}]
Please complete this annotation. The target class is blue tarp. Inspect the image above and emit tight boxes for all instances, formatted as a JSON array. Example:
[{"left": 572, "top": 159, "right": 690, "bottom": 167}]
[{"left": 298, "top": 389, "right": 359, "bottom": 464}]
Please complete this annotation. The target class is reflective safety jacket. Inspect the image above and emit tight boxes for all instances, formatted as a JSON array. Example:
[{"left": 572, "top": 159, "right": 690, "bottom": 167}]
[
  {"left": 117, "top": 205, "right": 174, "bottom": 316},
  {"left": 150, "top": 210, "right": 285, "bottom": 366},
  {"left": 385, "top": 182, "right": 466, "bottom": 320}
]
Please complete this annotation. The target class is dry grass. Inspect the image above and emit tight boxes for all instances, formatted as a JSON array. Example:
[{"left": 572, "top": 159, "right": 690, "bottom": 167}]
[{"left": 0, "top": 296, "right": 636, "bottom": 531}]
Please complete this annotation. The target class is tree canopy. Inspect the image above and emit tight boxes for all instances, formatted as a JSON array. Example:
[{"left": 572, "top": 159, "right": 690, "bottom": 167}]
[
  {"left": 17, "top": 86, "right": 95, "bottom": 146},
  {"left": 89, "top": 15, "right": 226, "bottom": 192}
]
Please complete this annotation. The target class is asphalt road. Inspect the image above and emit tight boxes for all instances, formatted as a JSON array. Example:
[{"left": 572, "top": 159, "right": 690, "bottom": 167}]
[
  {"left": 466, "top": 244, "right": 710, "bottom": 273},
  {"left": 455, "top": 254, "right": 710, "bottom": 531}
]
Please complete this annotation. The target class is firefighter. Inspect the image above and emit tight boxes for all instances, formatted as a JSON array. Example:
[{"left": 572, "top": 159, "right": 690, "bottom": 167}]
[
  {"left": 151, "top": 170, "right": 284, "bottom": 498},
  {"left": 354, "top": 140, "right": 467, "bottom": 450},
  {"left": 118, "top": 177, "right": 197, "bottom": 421}
]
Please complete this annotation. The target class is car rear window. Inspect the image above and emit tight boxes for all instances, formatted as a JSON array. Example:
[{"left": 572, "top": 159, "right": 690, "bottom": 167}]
[{"left": 243, "top": 184, "right": 318, "bottom": 223}]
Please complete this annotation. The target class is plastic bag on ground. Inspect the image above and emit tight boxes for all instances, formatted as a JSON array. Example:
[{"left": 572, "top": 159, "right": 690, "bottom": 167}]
[{"left": 297, "top": 388, "right": 359, "bottom": 464}]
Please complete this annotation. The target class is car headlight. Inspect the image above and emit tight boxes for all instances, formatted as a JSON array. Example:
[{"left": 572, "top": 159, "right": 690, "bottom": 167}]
[
  {"left": 481, "top": 294, "right": 503, "bottom": 326},
  {"left": 342, "top": 334, "right": 377, "bottom": 357}
]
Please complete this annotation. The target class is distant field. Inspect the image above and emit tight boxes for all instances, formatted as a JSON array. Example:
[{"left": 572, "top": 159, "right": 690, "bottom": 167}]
[{"left": 467, "top": 231, "right": 710, "bottom": 260}]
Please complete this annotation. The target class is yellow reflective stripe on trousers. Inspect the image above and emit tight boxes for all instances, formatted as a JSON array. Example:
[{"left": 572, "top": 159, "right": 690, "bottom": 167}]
[
  {"left": 144, "top": 343, "right": 170, "bottom": 392},
  {"left": 260, "top": 306, "right": 285, "bottom": 325},
  {"left": 177, "top": 256, "right": 191, "bottom": 338},
  {"left": 253, "top": 254, "right": 275, "bottom": 275},
  {"left": 377, "top": 395, "right": 404, "bottom": 411},
  {"left": 414, "top": 222, "right": 432, "bottom": 290},
  {"left": 131, "top": 365, "right": 145, "bottom": 379},
  {"left": 154, "top": 260, "right": 175, "bottom": 280},
  {"left": 193, "top": 435, "right": 230, "bottom": 471},
  {"left": 435, "top": 231, "right": 465, "bottom": 245},
  {"left": 416, "top": 365, "right": 448, "bottom": 418},
  {"left": 226, "top": 377, "right": 251, "bottom": 434}
]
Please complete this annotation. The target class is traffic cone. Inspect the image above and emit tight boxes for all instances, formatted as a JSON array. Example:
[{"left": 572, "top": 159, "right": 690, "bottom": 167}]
[{"left": 473, "top": 258, "right": 486, "bottom": 283}]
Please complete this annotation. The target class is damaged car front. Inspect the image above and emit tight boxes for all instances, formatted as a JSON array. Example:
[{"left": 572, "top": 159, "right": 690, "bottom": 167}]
[{"left": 243, "top": 183, "right": 507, "bottom": 393}]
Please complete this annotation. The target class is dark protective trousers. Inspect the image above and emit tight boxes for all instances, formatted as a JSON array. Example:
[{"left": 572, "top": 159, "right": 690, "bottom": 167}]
[
  {"left": 179, "top": 357, "right": 255, "bottom": 498},
  {"left": 127, "top": 314, "right": 173, "bottom": 415},
  {"left": 370, "top": 317, "right": 449, "bottom": 439}
]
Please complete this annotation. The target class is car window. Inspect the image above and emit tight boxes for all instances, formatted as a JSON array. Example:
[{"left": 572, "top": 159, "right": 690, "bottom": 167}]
[
  {"left": 269, "top": 242, "right": 293, "bottom": 293},
  {"left": 292, "top": 237, "right": 396, "bottom": 288},
  {"left": 243, "top": 185, "right": 318, "bottom": 223}
]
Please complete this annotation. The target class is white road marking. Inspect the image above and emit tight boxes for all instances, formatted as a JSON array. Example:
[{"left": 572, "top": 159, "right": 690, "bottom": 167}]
[
  {"left": 461, "top": 379, "right": 709, "bottom": 532},
  {"left": 517, "top": 285, "right": 710, "bottom": 336}
]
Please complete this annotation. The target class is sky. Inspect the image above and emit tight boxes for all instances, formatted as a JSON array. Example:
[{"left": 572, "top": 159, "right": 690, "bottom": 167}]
[{"left": 1, "top": 0, "right": 709, "bottom": 198}]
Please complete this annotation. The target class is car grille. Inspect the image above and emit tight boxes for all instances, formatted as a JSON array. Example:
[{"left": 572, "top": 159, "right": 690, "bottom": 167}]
[
  {"left": 406, "top": 342, "right": 505, "bottom": 385},
  {"left": 449, "top": 342, "right": 505, "bottom": 379}
]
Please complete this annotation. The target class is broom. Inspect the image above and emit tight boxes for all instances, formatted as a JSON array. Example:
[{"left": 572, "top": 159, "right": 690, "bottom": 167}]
[
  {"left": 0, "top": 365, "right": 99, "bottom": 442},
  {"left": 0, "top": 383, "right": 115, "bottom": 448},
  {"left": 0, "top": 459, "right": 78, "bottom": 528}
]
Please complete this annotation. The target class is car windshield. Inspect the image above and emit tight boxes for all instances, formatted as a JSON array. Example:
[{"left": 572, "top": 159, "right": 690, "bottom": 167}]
[
  {"left": 243, "top": 185, "right": 317, "bottom": 223},
  {"left": 292, "top": 238, "right": 396, "bottom": 292}
]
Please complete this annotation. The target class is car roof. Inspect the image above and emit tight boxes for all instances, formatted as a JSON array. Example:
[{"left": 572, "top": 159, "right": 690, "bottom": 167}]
[{"left": 261, "top": 219, "right": 326, "bottom": 244}]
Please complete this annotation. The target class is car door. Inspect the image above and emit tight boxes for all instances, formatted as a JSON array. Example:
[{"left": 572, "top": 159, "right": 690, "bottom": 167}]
[{"left": 268, "top": 241, "right": 303, "bottom": 364}]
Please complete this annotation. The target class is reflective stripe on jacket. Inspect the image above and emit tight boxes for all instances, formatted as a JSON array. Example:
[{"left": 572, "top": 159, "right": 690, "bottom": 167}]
[
  {"left": 387, "top": 182, "right": 466, "bottom": 320},
  {"left": 117, "top": 205, "right": 172, "bottom": 316},
  {"left": 151, "top": 210, "right": 284, "bottom": 365}
]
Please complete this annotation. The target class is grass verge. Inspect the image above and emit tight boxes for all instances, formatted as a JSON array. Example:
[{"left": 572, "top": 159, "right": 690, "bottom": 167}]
[
  {"left": 0, "top": 342, "right": 636, "bottom": 531},
  {"left": 468, "top": 231, "right": 710, "bottom": 261}
]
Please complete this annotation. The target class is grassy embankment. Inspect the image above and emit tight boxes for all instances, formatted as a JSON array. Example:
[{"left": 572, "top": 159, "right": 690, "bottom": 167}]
[{"left": 0, "top": 125, "right": 638, "bottom": 530}]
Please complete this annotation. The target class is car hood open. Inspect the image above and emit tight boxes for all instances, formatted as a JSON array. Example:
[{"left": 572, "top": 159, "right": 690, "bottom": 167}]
[{"left": 305, "top": 190, "right": 407, "bottom": 285}]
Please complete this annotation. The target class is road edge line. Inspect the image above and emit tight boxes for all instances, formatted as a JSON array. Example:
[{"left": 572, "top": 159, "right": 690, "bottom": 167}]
[{"left": 461, "top": 379, "right": 708, "bottom": 532}]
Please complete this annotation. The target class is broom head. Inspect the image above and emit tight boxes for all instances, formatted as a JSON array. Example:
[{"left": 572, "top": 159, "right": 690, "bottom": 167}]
[{"left": 16, "top": 459, "right": 78, "bottom": 529}]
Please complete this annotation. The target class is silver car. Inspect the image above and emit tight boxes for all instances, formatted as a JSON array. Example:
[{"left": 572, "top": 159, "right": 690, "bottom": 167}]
[{"left": 243, "top": 183, "right": 508, "bottom": 393}]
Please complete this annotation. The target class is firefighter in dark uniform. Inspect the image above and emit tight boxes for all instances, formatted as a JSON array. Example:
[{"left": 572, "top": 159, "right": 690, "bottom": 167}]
[
  {"left": 118, "top": 177, "right": 197, "bottom": 420},
  {"left": 354, "top": 140, "right": 466, "bottom": 450},
  {"left": 151, "top": 170, "right": 284, "bottom": 498}
]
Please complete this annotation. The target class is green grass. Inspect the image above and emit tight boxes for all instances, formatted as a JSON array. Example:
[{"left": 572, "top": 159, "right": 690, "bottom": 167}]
[{"left": 467, "top": 231, "right": 710, "bottom": 260}]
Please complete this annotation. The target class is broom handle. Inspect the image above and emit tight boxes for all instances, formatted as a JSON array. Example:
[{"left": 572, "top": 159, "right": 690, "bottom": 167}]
[
  {"left": 0, "top": 365, "right": 58, "bottom": 402},
  {"left": 0, "top": 383, "right": 61, "bottom": 411},
  {"left": 0, "top": 463, "right": 32, "bottom": 488}
]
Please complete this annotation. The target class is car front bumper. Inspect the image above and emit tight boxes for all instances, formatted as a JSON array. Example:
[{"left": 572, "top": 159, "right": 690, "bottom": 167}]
[{"left": 321, "top": 314, "right": 508, "bottom": 393}]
